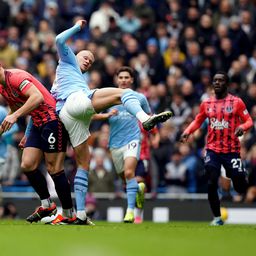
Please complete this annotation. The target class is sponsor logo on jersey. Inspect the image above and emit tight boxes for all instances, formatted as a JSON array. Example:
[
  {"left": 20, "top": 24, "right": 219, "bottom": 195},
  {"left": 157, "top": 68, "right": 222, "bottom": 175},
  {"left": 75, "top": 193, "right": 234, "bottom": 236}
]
[{"left": 210, "top": 118, "right": 229, "bottom": 129}]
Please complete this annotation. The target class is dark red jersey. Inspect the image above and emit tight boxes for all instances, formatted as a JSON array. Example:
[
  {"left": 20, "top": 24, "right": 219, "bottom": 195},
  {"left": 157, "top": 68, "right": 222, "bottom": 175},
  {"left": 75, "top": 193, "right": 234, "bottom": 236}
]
[
  {"left": 0, "top": 69, "right": 58, "bottom": 126},
  {"left": 184, "top": 94, "right": 253, "bottom": 153},
  {"left": 139, "top": 122, "right": 158, "bottom": 160}
]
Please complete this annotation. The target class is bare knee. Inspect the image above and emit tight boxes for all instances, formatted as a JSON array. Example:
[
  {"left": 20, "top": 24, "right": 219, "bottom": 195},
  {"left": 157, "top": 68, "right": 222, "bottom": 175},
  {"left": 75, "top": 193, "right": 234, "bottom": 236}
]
[
  {"left": 75, "top": 150, "right": 90, "bottom": 170},
  {"left": 21, "top": 159, "right": 38, "bottom": 172},
  {"left": 124, "top": 168, "right": 135, "bottom": 180},
  {"left": 76, "top": 159, "right": 90, "bottom": 170},
  {"left": 21, "top": 148, "right": 42, "bottom": 172},
  {"left": 74, "top": 142, "right": 90, "bottom": 170}
]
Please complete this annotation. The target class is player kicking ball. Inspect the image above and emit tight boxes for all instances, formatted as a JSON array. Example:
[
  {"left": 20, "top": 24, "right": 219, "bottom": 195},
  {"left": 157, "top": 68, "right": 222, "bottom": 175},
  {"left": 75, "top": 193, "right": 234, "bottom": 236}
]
[{"left": 49, "top": 19, "right": 172, "bottom": 224}]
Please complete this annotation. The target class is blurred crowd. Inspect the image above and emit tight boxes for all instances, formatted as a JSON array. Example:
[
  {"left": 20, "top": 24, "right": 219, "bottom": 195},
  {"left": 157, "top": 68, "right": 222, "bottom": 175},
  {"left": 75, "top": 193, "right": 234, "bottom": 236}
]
[{"left": 0, "top": 0, "right": 256, "bottom": 203}]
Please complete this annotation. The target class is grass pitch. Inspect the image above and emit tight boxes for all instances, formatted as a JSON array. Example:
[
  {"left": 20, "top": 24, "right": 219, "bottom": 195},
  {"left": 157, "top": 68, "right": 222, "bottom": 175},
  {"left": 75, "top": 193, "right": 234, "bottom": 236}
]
[{"left": 1, "top": 220, "right": 255, "bottom": 256}]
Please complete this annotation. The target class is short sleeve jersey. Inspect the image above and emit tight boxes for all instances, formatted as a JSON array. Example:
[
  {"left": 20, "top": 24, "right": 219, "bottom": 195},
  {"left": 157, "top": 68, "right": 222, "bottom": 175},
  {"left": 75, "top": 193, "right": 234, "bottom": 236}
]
[
  {"left": 0, "top": 69, "right": 58, "bottom": 126},
  {"left": 185, "top": 94, "right": 252, "bottom": 153}
]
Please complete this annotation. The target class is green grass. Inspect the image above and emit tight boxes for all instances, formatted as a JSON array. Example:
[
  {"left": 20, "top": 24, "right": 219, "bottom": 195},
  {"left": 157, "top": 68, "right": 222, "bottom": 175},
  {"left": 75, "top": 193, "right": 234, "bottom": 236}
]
[{"left": 1, "top": 220, "right": 255, "bottom": 256}]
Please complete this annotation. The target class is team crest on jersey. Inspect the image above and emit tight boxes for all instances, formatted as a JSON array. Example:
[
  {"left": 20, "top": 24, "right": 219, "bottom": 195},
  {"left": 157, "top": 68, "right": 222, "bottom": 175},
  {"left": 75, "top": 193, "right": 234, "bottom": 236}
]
[
  {"left": 207, "top": 107, "right": 212, "bottom": 113},
  {"left": 225, "top": 106, "right": 233, "bottom": 113},
  {"left": 243, "top": 109, "right": 248, "bottom": 115}
]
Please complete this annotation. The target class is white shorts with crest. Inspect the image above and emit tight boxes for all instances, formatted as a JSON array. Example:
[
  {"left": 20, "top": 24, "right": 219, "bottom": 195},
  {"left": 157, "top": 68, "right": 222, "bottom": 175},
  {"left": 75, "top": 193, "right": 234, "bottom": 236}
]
[
  {"left": 110, "top": 140, "right": 141, "bottom": 174},
  {"left": 59, "top": 91, "right": 96, "bottom": 147}
]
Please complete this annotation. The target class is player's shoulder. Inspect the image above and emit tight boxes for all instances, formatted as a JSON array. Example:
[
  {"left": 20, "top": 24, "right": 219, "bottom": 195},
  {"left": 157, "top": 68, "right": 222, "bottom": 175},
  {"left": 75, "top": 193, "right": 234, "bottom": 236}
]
[
  {"left": 201, "top": 96, "right": 213, "bottom": 105},
  {"left": 7, "top": 69, "right": 30, "bottom": 82},
  {"left": 227, "top": 93, "right": 244, "bottom": 104}
]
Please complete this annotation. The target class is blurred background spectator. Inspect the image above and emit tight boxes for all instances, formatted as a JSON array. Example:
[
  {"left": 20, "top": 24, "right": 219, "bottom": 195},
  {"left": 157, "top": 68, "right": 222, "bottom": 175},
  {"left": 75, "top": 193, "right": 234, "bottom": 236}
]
[{"left": 0, "top": 0, "right": 256, "bottom": 201}]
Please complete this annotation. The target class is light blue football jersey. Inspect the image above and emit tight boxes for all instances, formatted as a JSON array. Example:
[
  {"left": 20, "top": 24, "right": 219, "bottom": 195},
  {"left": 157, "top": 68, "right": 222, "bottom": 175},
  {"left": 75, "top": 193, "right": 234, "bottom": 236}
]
[
  {"left": 51, "top": 24, "right": 92, "bottom": 112},
  {"left": 108, "top": 104, "right": 141, "bottom": 148},
  {"left": 108, "top": 91, "right": 151, "bottom": 148}
]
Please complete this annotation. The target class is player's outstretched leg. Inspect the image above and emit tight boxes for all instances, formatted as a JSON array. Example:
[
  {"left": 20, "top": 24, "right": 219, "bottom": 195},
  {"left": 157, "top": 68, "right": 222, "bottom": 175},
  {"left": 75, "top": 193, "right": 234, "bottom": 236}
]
[
  {"left": 121, "top": 90, "right": 173, "bottom": 131},
  {"left": 142, "top": 111, "right": 173, "bottom": 131}
]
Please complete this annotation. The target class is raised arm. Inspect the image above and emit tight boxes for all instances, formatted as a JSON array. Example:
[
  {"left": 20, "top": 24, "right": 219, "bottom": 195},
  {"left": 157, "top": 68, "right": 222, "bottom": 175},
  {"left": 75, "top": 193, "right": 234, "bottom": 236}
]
[{"left": 55, "top": 20, "right": 86, "bottom": 64}]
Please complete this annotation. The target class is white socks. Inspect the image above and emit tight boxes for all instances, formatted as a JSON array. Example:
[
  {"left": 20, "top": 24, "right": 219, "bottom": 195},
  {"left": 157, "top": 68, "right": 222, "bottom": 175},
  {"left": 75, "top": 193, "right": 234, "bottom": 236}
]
[
  {"left": 76, "top": 210, "right": 87, "bottom": 220},
  {"left": 136, "top": 111, "right": 150, "bottom": 123}
]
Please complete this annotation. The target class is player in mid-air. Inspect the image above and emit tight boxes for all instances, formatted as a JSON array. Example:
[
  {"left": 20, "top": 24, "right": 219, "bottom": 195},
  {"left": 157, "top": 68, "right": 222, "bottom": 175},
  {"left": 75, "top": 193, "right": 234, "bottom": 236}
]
[
  {"left": 51, "top": 19, "right": 172, "bottom": 225},
  {"left": 0, "top": 64, "right": 75, "bottom": 224},
  {"left": 180, "top": 71, "right": 253, "bottom": 225}
]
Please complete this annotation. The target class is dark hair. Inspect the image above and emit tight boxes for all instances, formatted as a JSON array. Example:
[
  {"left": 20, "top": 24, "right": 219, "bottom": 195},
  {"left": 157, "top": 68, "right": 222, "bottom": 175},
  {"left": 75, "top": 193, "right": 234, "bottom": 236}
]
[
  {"left": 116, "top": 66, "right": 134, "bottom": 78},
  {"left": 215, "top": 71, "right": 229, "bottom": 84}
]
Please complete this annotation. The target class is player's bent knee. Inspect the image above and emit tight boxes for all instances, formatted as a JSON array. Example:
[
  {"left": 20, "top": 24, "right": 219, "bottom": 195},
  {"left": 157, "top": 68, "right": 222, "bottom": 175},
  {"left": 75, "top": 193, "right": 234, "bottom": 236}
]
[
  {"left": 124, "top": 169, "right": 135, "bottom": 179},
  {"left": 21, "top": 160, "right": 38, "bottom": 172}
]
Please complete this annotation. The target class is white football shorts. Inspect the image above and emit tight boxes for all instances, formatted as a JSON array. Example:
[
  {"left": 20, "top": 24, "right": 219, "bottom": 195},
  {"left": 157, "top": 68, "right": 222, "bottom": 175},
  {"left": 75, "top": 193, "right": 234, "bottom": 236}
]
[
  {"left": 110, "top": 139, "right": 141, "bottom": 174},
  {"left": 59, "top": 91, "right": 96, "bottom": 147}
]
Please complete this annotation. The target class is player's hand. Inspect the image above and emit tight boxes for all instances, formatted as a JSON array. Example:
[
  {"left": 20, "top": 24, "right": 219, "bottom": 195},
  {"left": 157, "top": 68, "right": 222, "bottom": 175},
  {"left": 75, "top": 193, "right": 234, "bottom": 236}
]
[
  {"left": 19, "top": 136, "right": 27, "bottom": 149},
  {"left": 1, "top": 114, "right": 17, "bottom": 132},
  {"left": 76, "top": 20, "right": 87, "bottom": 30},
  {"left": 180, "top": 133, "right": 190, "bottom": 143},
  {"left": 235, "top": 126, "right": 244, "bottom": 137},
  {"left": 108, "top": 108, "right": 118, "bottom": 117}
]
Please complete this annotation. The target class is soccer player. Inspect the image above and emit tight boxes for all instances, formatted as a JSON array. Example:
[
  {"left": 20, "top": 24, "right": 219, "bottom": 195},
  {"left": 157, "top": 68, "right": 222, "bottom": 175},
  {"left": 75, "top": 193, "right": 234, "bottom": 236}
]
[
  {"left": 51, "top": 19, "right": 172, "bottom": 224},
  {"left": 0, "top": 65, "right": 75, "bottom": 224},
  {"left": 180, "top": 71, "right": 253, "bottom": 225},
  {"left": 94, "top": 66, "right": 148, "bottom": 223}
]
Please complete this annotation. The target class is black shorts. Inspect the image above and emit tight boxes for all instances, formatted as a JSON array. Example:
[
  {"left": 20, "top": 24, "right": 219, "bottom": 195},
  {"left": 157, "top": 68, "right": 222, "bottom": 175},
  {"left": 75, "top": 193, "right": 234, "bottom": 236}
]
[
  {"left": 135, "top": 160, "right": 148, "bottom": 178},
  {"left": 204, "top": 149, "right": 246, "bottom": 178},
  {"left": 25, "top": 119, "right": 68, "bottom": 153}
]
